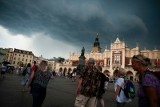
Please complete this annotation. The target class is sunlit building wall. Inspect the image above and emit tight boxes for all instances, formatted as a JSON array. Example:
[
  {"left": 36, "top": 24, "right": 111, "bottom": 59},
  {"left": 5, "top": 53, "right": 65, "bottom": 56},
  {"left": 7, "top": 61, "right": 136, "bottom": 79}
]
[
  {"left": 7, "top": 48, "right": 34, "bottom": 68},
  {"left": 69, "top": 34, "right": 160, "bottom": 81}
]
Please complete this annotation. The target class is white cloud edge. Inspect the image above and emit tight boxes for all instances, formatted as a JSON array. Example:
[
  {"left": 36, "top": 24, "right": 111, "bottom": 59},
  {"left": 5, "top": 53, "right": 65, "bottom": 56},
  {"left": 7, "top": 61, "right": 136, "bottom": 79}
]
[{"left": 0, "top": 25, "right": 79, "bottom": 59}]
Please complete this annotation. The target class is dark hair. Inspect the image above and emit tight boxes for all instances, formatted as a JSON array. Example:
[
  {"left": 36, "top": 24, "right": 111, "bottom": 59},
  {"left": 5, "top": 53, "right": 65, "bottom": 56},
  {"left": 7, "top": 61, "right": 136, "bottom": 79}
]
[
  {"left": 97, "top": 66, "right": 102, "bottom": 72},
  {"left": 34, "top": 61, "right": 36, "bottom": 64},
  {"left": 27, "top": 63, "right": 31, "bottom": 67},
  {"left": 39, "top": 60, "right": 48, "bottom": 68}
]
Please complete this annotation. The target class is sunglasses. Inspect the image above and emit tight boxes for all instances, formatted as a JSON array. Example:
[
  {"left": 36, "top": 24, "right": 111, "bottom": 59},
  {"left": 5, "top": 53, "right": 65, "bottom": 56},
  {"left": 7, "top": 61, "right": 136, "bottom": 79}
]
[
  {"left": 132, "top": 55, "right": 151, "bottom": 66},
  {"left": 133, "top": 55, "right": 146, "bottom": 61}
]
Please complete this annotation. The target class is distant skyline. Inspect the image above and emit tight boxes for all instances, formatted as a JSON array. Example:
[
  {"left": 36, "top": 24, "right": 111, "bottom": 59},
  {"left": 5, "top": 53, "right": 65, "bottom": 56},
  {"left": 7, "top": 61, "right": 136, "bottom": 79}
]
[{"left": 0, "top": 0, "right": 160, "bottom": 59}]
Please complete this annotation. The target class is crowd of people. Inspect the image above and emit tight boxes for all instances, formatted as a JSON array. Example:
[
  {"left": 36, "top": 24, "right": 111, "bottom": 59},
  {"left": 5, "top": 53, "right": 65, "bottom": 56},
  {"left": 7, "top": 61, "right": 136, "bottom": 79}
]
[
  {"left": 74, "top": 55, "right": 160, "bottom": 107},
  {"left": 0, "top": 54, "right": 160, "bottom": 107}
]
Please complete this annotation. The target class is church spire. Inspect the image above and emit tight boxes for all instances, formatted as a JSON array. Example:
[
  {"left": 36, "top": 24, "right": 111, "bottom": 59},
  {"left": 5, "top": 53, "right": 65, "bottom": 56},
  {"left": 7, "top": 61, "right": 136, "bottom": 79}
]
[
  {"left": 91, "top": 33, "right": 101, "bottom": 53},
  {"left": 94, "top": 33, "right": 100, "bottom": 47}
]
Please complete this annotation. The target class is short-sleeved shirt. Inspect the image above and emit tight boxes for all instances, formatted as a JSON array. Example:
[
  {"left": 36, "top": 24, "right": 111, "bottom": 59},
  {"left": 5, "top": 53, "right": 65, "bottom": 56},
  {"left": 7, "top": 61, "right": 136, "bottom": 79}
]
[
  {"left": 31, "top": 65, "right": 38, "bottom": 71},
  {"left": 99, "top": 73, "right": 107, "bottom": 92},
  {"left": 138, "top": 72, "right": 160, "bottom": 107},
  {"left": 115, "top": 77, "right": 129, "bottom": 103},
  {"left": 33, "top": 69, "right": 52, "bottom": 88},
  {"left": 80, "top": 66, "right": 101, "bottom": 97},
  {"left": 97, "top": 73, "right": 108, "bottom": 98}
]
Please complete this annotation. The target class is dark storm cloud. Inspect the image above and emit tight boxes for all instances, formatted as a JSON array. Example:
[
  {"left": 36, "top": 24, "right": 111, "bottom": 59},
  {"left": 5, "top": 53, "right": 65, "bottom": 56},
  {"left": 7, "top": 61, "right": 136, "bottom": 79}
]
[{"left": 0, "top": 0, "right": 160, "bottom": 53}]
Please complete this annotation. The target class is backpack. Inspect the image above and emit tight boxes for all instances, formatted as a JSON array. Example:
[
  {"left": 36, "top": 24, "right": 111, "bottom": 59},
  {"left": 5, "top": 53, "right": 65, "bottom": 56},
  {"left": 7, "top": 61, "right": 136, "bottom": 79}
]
[{"left": 123, "top": 78, "right": 136, "bottom": 99}]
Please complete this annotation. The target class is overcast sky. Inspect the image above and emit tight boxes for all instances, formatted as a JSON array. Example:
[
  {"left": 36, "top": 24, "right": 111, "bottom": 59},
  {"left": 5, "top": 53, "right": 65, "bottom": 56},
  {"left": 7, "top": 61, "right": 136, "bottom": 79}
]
[{"left": 0, "top": 0, "right": 160, "bottom": 59}]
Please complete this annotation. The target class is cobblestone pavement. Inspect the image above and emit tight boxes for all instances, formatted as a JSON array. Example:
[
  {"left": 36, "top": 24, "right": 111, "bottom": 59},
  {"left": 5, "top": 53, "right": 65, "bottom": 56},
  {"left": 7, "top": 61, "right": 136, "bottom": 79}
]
[{"left": 0, "top": 73, "right": 138, "bottom": 107}]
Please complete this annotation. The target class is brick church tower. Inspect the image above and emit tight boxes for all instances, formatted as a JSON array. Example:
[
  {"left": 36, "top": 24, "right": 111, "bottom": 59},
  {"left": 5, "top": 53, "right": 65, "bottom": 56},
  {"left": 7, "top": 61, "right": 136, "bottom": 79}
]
[{"left": 91, "top": 33, "right": 101, "bottom": 53}]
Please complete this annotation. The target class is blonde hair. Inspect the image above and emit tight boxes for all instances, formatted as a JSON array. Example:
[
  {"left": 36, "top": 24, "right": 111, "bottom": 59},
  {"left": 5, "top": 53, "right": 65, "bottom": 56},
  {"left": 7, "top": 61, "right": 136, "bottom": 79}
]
[
  {"left": 118, "top": 68, "right": 126, "bottom": 76},
  {"left": 132, "top": 54, "right": 153, "bottom": 67}
]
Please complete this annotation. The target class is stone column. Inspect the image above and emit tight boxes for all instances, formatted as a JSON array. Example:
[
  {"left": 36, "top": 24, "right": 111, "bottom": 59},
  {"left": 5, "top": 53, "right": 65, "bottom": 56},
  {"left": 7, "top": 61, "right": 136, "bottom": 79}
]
[{"left": 76, "top": 47, "right": 86, "bottom": 75}]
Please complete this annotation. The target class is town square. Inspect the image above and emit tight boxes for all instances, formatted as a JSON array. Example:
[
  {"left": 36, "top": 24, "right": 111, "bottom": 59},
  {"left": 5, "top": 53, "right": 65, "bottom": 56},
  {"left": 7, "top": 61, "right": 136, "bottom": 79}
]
[{"left": 0, "top": 0, "right": 160, "bottom": 107}]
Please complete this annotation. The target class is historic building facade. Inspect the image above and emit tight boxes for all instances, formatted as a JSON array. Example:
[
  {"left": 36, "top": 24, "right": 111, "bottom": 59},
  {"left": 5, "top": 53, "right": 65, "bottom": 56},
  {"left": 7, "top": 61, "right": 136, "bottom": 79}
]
[
  {"left": 69, "top": 34, "right": 160, "bottom": 81},
  {"left": 6, "top": 48, "right": 34, "bottom": 67},
  {"left": 6, "top": 48, "right": 50, "bottom": 68},
  {"left": 0, "top": 48, "right": 12, "bottom": 63},
  {"left": 2, "top": 34, "right": 160, "bottom": 81}
]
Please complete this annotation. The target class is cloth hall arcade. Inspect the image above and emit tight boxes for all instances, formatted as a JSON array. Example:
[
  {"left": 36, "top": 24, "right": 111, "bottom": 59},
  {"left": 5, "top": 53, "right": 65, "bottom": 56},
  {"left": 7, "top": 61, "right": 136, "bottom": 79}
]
[{"left": 69, "top": 34, "right": 160, "bottom": 81}]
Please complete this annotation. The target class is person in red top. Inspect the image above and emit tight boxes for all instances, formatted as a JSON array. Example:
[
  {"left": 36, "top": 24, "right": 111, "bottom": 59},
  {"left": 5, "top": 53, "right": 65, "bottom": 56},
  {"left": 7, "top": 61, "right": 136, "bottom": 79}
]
[
  {"left": 31, "top": 61, "right": 38, "bottom": 72},
  {"left": 29, "top": 61, "right": 38, "bottom": 93}
]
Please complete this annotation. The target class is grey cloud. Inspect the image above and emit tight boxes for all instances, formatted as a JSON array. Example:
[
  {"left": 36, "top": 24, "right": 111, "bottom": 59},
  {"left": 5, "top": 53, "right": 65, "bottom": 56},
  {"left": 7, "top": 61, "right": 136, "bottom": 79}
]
[{"left": 0, "top": 0, "right": 160, "bottom": 52}]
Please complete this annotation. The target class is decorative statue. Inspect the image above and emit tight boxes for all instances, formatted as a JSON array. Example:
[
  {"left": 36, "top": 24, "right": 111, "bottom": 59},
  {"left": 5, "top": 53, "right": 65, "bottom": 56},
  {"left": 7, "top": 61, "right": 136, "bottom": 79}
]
[
  {"left": 81, "top": 47, "right": 85, "bottom": 56},
  {"left": 77, "top": 47, "right": 86, "bottom": 75}
]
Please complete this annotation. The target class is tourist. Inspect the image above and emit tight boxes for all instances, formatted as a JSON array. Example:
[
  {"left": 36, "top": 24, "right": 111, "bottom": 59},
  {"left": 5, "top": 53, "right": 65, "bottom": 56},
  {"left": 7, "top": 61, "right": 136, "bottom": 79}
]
[
  {"left": 75, "top": 58, "right": 101, "bottom": 107},
  {"left": 28, "top": 60, "right": 54, "bottom": 107},
  {"left": 103, "top": 71, "right": 110, "bottom": 90},
  {"left": 132, "top": 54, "right": 160, "bottom": 107},
  {"left": 72, "top": 68, "right": 77, "bottom": 82},
  {"left": 1, "top": 63, "right": 7, "bottom": 78},
  {"left": 113, "top": 68, "right": 129, "bottom": 107},
  {"left": 31, "top": 61, "right": 38, "bottom": 72},
  {"left": 97, "top": 65, "right": 108, "bottom": 107},
  {"left": 20, "top": 63, "right": 31, "bottom": 92}
]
